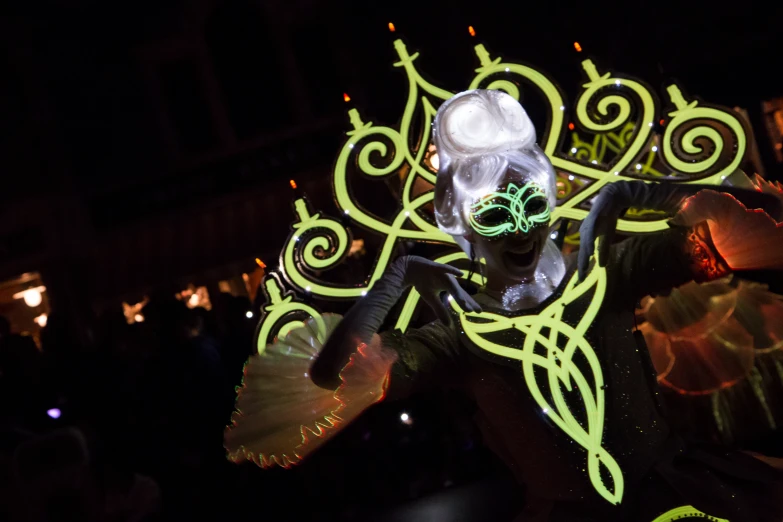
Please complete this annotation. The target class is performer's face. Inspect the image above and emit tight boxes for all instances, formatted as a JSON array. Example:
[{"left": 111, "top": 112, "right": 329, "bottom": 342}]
[{"left": 466, "top": 178, "right": 551, "bottom": 282}]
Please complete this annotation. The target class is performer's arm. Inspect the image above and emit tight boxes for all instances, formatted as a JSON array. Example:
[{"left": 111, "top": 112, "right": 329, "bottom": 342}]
[
  {"left": 310, "top": 256, "right": 480, "bottom": 390},
  {"left": 379, "top": 320, "right": 461, "bottom": 400},
  {"left": 579, "top": 181, "right": 783, "bottom": 300},
  {"left": 225, "top": 261, "right": 472, "bottom": 469},
  {"left": 607, "top": 222, "right": 728, "bottom": 301}
]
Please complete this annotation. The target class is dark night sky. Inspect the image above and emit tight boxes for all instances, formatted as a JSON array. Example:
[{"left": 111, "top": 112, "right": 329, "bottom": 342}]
[
  {"left": 335, "top": 2, "right": 780, "bottom": 100},
  {"left": 3, "top": 0, "right": 782, "bottom": 197}
]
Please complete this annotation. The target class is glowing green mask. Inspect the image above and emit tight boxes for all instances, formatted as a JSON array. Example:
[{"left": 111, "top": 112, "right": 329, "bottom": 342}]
[{"left": 468, "top": 182, "right": 551, "bottom": 239}]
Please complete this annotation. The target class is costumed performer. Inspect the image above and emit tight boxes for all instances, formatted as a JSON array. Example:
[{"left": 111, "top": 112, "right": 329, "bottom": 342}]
[{"left": 226, "top": 90, "right": 783, "bottom": 522}]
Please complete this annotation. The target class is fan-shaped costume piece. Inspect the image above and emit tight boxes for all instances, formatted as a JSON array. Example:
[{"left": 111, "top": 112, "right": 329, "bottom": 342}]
[
  {"left": 225, "top": 314, "right": 397, "bottom": 467},
  {"left": 672, "top": 189, "right": 783, "bottom": 271},
  {"left": 640, "top": 280, "right": 781, "bottom": 395},
  {"left": 638, "top": 189, "right": 783, "bottom": 442}
]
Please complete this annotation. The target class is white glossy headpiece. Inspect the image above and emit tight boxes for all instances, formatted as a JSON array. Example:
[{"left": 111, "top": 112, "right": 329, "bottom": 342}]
[{"left": 432, "top": 90, "right": 557, "bottom": 240}]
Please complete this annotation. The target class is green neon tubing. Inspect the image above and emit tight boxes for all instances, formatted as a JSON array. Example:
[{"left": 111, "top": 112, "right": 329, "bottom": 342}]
[
  {"left": 468, "top": 182, "right": 551, "bottom": 238},
  {"left": 649, "top": 505, "right": 728, "bottom": 522},
  {"left": 449, "top": 259, "right": 624, "bottom": 504},
  {"left": 280, "top": 39, "right": 746, "bottom": 303},
  {"left": 254, "top": 39, "right": 753, "bottom": 502},
  {"left": 662, "top": 85, "right": 746, "bottom": 184},
  {"left": 256, "top": 277, "right": 324, "bottom": 354}
]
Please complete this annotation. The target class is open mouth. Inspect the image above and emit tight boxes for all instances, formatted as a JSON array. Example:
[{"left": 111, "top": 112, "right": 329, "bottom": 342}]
[{"left": 504, "top": 240, "right": 539, "bottom": 268}]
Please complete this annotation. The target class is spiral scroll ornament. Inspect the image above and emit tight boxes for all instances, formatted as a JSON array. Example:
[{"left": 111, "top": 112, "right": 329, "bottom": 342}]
[
  {"left": 247, "top": 37, "right": 759, "bottom": 504},
  {"left": 257, "top": 37, "right": 750, "bottom": 345}
]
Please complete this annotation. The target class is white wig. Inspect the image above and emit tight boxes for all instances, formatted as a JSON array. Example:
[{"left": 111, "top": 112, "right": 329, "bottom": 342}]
[{"left": 432, "top": 90, "right": 557, "bottom": 241}]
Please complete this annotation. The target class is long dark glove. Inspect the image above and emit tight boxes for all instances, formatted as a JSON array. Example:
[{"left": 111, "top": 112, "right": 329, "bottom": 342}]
[
  {"left": 309, "top": 256, "right": 481, "bottom": 390},
  {"left": 577, "top": 180, "right": 783, "bottom": 280}
]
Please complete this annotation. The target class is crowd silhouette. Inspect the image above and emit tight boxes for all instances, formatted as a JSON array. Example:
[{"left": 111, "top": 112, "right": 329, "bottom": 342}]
[{"left": 0, "top": 289, "right": 503, "bottom": 521}]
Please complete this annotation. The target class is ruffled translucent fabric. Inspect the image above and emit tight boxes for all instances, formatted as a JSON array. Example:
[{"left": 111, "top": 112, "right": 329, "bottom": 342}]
[
  {"left": 672, "top": 189, "right": 783, "bottom": 271},
  {"left": 639, "top": 188, "right": 783, "bottom": 442},
  {"left": 224, "top": 314, "right": 397, "bottom": 468},
  {"left": 640, "top": 280, "right": 783, "bottom": 395}
]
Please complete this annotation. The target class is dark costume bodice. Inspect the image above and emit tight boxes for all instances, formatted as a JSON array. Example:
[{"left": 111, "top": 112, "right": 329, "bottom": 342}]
[{"left": 382, "top": 230, "right": 783, "bottom": 521}]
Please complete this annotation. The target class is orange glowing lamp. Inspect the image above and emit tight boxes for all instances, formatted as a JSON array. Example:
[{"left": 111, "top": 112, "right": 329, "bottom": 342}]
[
  {"left": 388, "top": 22, "right": 395, "bottom": 32},
  {"left": 289, "top": 179, "right": 297, "bottom": 189},
  {"left": 468, "top": 26, "right": 476, "bottom": 37},
  {"left": 574, "top": 42, "right": 582, "bottom": 52},
  {"left": 343, "top": 93, "right": 351, "bottom": 103}
]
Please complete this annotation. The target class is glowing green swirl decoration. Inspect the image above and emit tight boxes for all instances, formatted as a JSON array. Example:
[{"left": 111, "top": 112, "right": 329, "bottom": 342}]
[
  {"left": 650, "top": 505, "right": 729, "bottom": 522},
  {"left": 258, "top": 35, "right": 750, "bottom": 349},
  {"left": 450, "top": 261, "right": 623, "bottom": 503},
  {"left": 251, "top": 36, "right": 753, "bottom": 510},
  {"left": 468, "top": 182, "right": 551, "bottom": 238}
]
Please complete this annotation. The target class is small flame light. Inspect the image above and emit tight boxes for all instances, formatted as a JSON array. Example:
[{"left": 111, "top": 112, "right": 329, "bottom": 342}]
[
  {"left": 343, "top": 93, "right": 351, "bottom": 103},
  {"left": 468, "top": 26, "right": 476, "bottom": 37},
  {"left": 573, "top": 42, "right": 582, "bottom": 52},
  {"left": 289, "top": 179, "right": 297, "bottom": 189},
  {"left": 388, "top": 22, "right": 395, "bottom": 32}
]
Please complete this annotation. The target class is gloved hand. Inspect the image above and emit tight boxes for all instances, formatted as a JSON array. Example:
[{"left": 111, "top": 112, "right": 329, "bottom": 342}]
[
  {"left": 401, "top": 256, "right": 482, "bottom": 322},
  {"left": 577, "top": 180, "right": 782, "bottom": 281},
  {"left": 310, "top": 255, "right": 480, "bottom": 390}
]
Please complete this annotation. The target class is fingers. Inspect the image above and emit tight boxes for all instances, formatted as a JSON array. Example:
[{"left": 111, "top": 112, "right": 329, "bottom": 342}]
[
  {"left": 596, "top": 216, "right": 616, "bottom": 267},
  {"left": 439, "top": 264, "right": 464, "bottom": 277},
  {"left": 446, "top": 276, "right": 482, "bottom": 313},
  {"left": 577, "top": 216, "right": 596, "bottom": 281},
  {"left": 597, "top": 236, "right": 609, "bottom": 267},
  {"left": 416, "top": 257, "right": 464, "bottom": 277},
  {"left": 420, "top": 292, "right": 451, "bottom": 324}
]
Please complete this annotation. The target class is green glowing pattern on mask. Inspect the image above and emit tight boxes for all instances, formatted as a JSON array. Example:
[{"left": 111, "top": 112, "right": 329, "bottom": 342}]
[{"left": 468, "top": 182, "right": 551, "bottom": 238}]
